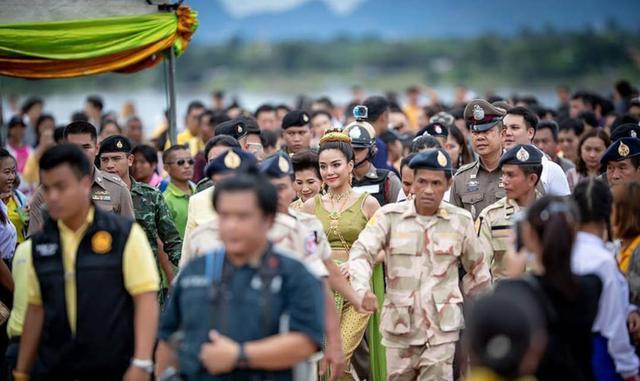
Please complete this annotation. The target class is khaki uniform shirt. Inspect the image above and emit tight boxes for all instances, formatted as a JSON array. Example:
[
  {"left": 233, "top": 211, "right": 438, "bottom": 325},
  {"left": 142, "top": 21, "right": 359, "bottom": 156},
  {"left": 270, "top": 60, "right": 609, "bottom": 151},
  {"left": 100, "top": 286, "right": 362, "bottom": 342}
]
[
  {"left": 28, "top": 167, "right": 134, "bottom": 236},
  {"left": 349, "top": 200, "right": 491, "bottom": 349},
  {"left": 180, "top": 209, "right": 330, "bottom": 278},
  {"left": 476, "top": 197, "right": 521, "bottom": 281},
  {"left": 449, "top": 160, "right": 505, "bottom": 219}
]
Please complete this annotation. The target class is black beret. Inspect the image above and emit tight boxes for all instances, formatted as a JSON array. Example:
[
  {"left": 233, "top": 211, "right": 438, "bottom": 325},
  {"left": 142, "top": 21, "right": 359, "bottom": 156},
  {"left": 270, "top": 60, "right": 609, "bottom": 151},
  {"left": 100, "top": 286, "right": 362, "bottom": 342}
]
[
  {"left": 259, "top": 152, "right": 293, "bottom": 178},
  {"left": 99, "top": 135, "right": 132, "bottom": 155},
  {"left": 408, "top": 148, "right": 453, "bottom": 173},
  {"left": 204, "top": 148, "right": 257, "bottom": 178},
  {"left": 236, "top": 116, "right": 260, "bottom": 135},
  {"left": 610, "top": 123, "right": 640, "bottom": 142},
  {"left": 417, "top": 122, "right": 449, "bottom": 138},
  {"left": 282, "top": 110, "right": 310, "bottom": 130},
  {"left": 498, "top": 144, "right": 543, "bottom": 168},
  {"left": 600, "top": 137, "right": 640, "bottom": 165},
  {"left": 464, "top": 99, "right": 506, "bottom": 132},
  {"left": 215, "top": 119, "right": 248, "bottom": 140}
]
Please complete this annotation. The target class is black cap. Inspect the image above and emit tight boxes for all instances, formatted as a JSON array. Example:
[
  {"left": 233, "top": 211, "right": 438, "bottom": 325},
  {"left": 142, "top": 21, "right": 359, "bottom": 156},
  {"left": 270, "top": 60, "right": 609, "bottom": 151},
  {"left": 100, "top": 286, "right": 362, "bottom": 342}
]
[
  {"left": 281, "top": 110, "right": 310, "bottom": 130},
  {"left": 611, "top": 123, "right": 640, "bottom": 142},
  {"left": 600, "top": 137, "right": 640, "bottom": 165},
  {"left": 236, "top": 116, "right": 261, "bottom": 135},
  {"left": 259, "top": 152, "right": 293, "bottom": 178},
  {"left": 344, "top": 122, "right": 376, "bottom": 148},
  {"left": 464, "top": 99, "right": 506, "bottom": 132},
  {"left": 215, "top": 119, "right": 248, "bottom": 140},
  {"left": 205, "top": 148, "right": 257, "bottom": 178},
  {"left": 99, "top": 135, "right": 132, "bottom": 155},
  {"left": 498, "top": 144, "right": 543, "bottom": 168},
  {"left": 408, "top": 148, "right": 453, "bottom": 173},
  {"left": 417, "top": 122, "right": 449, "bottom": 138}
]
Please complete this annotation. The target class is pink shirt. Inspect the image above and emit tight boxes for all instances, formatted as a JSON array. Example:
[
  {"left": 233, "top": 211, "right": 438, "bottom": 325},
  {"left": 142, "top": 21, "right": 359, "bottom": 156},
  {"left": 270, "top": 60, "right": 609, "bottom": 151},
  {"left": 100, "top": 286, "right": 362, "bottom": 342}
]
[
  {"left": 7, "top": 144, "right": 32, "bottom": 174},
  {"left": 148, "top": 172, "right": 163, "bottom": 188}
]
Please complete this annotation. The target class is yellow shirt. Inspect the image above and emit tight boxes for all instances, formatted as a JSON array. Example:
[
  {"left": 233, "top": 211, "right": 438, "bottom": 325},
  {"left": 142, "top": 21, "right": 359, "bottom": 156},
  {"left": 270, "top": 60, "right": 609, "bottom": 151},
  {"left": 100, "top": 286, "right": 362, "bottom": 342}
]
[
  {"left": 403, "top": 104, "right": 421, "bottom": 130},
  {"left": 165, "top": 130, "right": 204, "bottom": 156},
  {"left": 22, "top": 153, "right": 40, "bottom": 185},
  {"left": 7, "top": 241, "right": 30, "bottom": 338},
  {"left": 26, "top": 208, "right": 160, "bottom": 333},
  {"left": 6, "top": 196, "right": 25, "bottom": 244}
]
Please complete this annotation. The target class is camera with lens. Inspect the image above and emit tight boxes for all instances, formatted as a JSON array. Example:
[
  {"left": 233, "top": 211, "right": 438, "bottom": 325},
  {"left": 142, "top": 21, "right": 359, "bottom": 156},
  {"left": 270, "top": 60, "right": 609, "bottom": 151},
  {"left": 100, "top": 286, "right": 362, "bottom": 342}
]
[{"left": 353, "top": 105, "right": 368, "bottom": 121}]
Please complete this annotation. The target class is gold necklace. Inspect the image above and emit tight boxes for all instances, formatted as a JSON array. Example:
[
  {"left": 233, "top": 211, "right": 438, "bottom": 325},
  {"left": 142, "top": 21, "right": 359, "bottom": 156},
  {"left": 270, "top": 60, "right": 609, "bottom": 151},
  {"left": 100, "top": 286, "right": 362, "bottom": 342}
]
[{"left": 328, "top": 189, "right": 352, "bottom": 220}]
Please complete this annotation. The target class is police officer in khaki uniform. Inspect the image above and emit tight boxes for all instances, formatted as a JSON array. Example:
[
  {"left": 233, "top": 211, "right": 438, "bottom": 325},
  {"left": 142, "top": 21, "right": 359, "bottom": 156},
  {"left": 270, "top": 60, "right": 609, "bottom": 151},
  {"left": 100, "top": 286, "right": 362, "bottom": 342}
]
[
  {"left": 477, "top": 144, "right": 543, "bottom": 281},
  {"left": 450, "top": 100, "right": 507, "bottom": 219},
  {"left": 349, "top": 148, "right": 491, "bottom": 381},
  {"left": 27, "top": 121, "right": 134, "bottom": 236}
]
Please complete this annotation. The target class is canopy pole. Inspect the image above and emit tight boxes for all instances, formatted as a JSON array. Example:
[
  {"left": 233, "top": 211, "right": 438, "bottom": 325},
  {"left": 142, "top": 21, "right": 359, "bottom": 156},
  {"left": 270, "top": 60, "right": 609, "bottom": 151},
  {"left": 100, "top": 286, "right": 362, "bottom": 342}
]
[{"left": 165, "top": 46, "right": 177, "bottom": 145}]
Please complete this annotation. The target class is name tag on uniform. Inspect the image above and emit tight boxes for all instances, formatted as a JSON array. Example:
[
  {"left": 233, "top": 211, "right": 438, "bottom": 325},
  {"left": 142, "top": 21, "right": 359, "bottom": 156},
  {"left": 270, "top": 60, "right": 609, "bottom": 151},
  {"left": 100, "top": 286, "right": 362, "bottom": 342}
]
[
  {"left": 353, "top": 184, "right": 379, "bottom": 194},
  {"left": 466, "top": 179, "right": 479, "bottom": 192},
  {"left": 180, "top": 275, "right": 209, "bottom": 288},
  {"left": 35, "top": 243, "right": 58, "bottom": 257},
  {"left": 92, "top": 191, "right": 112, "bottom": 202}
]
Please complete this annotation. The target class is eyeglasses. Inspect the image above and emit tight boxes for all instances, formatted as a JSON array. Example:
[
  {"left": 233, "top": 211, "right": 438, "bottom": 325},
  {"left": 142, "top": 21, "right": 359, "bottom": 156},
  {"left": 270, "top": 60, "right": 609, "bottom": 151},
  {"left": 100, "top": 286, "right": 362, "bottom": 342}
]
[{"left": 166, "top": 159, "right": 194, "bottom": 166}]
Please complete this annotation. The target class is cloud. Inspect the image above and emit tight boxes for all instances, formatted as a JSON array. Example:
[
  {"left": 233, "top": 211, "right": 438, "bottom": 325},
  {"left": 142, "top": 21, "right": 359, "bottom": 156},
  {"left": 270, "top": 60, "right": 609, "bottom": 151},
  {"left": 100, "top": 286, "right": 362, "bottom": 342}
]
[{"left": 219, "top": 0, "right": 364, "bottom": 18}]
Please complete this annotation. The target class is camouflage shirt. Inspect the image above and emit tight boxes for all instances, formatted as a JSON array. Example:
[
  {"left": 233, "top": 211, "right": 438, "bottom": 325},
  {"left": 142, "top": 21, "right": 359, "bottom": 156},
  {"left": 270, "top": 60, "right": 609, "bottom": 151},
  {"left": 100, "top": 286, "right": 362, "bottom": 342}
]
[
  {"left": 181, "top": 209, "right": 329, "bottom": 278},
  {"left": 349, "top": 200, "right": 491, "bottom": 348},
  {"left": 130, "top": 178, "right": 183, "bottom": 268}
]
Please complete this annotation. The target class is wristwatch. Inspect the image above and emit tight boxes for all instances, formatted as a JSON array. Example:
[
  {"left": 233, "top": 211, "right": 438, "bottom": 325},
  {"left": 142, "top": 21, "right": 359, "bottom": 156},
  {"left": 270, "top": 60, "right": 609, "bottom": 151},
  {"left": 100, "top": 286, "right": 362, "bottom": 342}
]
[
  {"left": 236, "top": 343, "right": 250, "bottom": 370},
  {"left": 131, "top": 358, "right": 154, "bottom": 374}
]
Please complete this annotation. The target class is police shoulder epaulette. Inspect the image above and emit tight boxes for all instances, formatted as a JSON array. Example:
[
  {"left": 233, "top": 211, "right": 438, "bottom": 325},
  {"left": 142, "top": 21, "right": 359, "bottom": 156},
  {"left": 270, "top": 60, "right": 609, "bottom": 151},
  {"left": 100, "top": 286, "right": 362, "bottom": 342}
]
[
  {"left": 453, "top": 160, "right": 478, "bottom": 175},
  {"left": 381, "top": 200, "right": 409, "bottom": 214},
  {"left": 103, "top": 174, "right": 127, "bottom": 186}
]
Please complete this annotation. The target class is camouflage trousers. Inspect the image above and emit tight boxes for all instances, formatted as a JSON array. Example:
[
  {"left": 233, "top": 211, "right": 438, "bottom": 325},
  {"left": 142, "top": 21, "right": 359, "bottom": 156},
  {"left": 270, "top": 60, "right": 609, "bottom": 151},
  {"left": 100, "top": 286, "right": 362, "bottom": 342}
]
[{"left": 386, "top": 342, "right": 456, "bottom": 381}]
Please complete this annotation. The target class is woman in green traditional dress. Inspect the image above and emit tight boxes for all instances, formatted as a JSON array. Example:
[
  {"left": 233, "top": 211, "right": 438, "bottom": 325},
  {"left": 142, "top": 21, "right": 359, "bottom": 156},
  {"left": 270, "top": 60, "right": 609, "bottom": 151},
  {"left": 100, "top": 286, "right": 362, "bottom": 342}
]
[{"left": 303, "top": 129, "right": 385, "bottom": 381}]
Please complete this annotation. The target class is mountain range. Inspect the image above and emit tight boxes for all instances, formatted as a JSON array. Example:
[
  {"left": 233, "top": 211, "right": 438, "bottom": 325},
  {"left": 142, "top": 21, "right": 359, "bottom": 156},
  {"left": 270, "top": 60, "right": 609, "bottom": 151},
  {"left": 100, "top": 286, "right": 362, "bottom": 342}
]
[{"left": 186, "top": 0, "right": 640, "bottom": 44}]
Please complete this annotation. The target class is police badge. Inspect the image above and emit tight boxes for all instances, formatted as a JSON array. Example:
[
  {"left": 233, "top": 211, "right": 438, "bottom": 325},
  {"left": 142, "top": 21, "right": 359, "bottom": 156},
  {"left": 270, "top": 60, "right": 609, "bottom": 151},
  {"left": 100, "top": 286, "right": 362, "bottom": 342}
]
[
  {"left": 619, "top": 142, "right": 630, "bottom": 157},
  {"left": 224, "top": 150, "right": 241, "bottom": 169},
  {"left": 92, "top": 231, "right": 112, "bottom": 254},
  {"left": 473, "top": 104, "right": 485, "bottom": 121},
  {"left": 437, "top": 151, "right": 448, "bottom": 167},
  {"left": 278, "top": 156, "right": 290, "bottom": 173},
  {"left": 516, "top": 147, "right": 530, "bottom": 162}
]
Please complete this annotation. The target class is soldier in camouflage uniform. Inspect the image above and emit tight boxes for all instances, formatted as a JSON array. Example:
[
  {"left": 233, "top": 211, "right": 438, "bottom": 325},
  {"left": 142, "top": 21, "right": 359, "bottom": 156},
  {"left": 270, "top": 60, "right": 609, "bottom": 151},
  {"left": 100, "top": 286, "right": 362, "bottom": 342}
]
[
  {"left": 349, "top": 148, "right": 491, "bottom": 381},
  {"left": 98, "top": 135, "right": 183, "bottom": 304},
  {"left": 476, "top": 144, "right": 543, "bottom": 281}
]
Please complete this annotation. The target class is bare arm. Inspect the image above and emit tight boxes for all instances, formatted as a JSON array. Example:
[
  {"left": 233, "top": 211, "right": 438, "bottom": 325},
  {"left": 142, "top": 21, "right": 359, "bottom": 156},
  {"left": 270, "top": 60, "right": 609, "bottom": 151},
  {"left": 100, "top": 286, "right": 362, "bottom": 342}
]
[
  {"left": 132, "top": 291, "right": 158, "bottom": 360},
  {"left": 321, "top": 281, "right": 345, "bottom": 380},
  {"left": 0, "top": 260, "right": 13, "bottom": 292},
  {"left": 362, "top": 195, "right": 380, "bottom": 220},
  {"left": 16, "top": 304, "right": 44, "bottom": 374},
  {"left": 325, "top": 259, "right": 361, "bottom": 309},
  {"left": 155, "top": 341, "right": 179, "bottom": 376}
]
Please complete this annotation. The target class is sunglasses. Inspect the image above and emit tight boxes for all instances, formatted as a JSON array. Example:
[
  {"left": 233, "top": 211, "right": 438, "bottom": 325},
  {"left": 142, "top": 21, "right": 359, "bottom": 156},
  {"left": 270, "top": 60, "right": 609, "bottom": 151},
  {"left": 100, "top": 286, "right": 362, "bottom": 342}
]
[{"left": 166, "top": 159, "right": 194, "bottom": 166}]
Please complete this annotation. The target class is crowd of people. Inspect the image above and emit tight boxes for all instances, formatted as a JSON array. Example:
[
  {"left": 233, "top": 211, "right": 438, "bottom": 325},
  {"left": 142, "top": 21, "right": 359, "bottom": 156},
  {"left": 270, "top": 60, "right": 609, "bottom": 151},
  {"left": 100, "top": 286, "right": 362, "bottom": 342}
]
[{"left": 0, "top": 80, "right": 640, "bottom": 381}]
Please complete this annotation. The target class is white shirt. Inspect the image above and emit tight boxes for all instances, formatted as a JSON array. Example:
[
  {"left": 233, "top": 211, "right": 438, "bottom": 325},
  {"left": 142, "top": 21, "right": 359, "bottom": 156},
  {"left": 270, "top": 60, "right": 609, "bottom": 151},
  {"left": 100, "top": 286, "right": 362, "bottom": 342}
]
[
  {"left": 572, "top": 231, "right": 639, "bottom": 378},
  {"left": 541, "top": 154, "right": 571, "bottom": 196},
  {"left": 0, "top": 202, "right": 16, "bottom": 260}
]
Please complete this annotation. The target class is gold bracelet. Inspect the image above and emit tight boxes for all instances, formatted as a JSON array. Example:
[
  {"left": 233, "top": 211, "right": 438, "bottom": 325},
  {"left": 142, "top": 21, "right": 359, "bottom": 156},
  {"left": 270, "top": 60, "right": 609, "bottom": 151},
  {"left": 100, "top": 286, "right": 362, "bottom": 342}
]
[{"left": 12, "top": 370, "right": 30, "bottom": 381}]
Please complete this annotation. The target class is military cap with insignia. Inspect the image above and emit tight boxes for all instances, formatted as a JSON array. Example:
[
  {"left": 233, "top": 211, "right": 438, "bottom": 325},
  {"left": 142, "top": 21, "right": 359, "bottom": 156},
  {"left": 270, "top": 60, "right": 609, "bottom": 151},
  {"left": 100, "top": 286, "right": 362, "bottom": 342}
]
[
  {"left": 408, "top": 148, "right": 453, "bottom": 174},
  {"left": 464, "top": 99, "right": 506, "bottom": 133},
  {"left": 98, "top": 134, "right": 132, "bottom": 155},
  {"left": 343, "top": 121, "right": 376, "bottom": 148},
  {"left": 259, "top": 152, "right": 293, "bottom": 178},
  {"left": 204, "top": 148, "right": 257, "bottom": 178},
  {"left": 498, "top": 144, "right": 543, "bottom": 168},
  {"left": 416, "top": 122, "right": 449, "bottom": 138},
  {"left": 610, "top": 123, "right": 640, "bottom": 142},
  {"left": 281, "top": 110, "right": 310, "bottom": 130},
  {"left": 600, "top": 137, "right": 640, "bottom": 165},
  {"left": 215, "top": 117, "right": 260, "bottom": 140}
]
